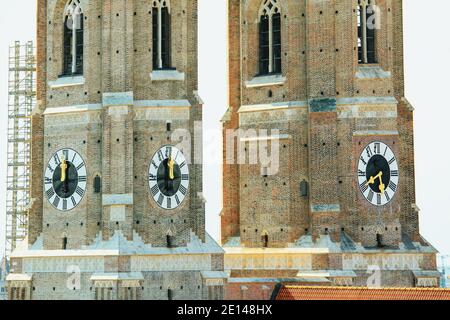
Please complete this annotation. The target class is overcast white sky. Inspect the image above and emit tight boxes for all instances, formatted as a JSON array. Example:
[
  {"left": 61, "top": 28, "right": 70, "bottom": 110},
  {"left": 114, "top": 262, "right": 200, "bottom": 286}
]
[{"left": 0, "top": 0, "right": 449, "bottom": 258}]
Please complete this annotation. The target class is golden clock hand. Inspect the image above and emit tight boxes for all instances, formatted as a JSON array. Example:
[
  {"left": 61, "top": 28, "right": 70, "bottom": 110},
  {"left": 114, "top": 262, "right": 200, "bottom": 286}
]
[
  {"left": 378, "top": 172, "right": 385, "bottom": 193},
  {"left": 365, "top": 171, "right": 382, "bottom": 186},
  {"left": 168, "top": 157, "right": 175, "bottom": 180},
  {"left": 61, "top": 157, "right": 68, "bottom": 182}
]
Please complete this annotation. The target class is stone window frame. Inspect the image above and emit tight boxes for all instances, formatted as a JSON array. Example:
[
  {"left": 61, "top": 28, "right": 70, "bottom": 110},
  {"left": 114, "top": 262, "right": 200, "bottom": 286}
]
[
  {"left": 62, "top": 0, "right": 84, "bottom": 76},
  {"left": 258, "top": 0, "right": 282, "bottom": 75},
  {"left": 357, "top": 0, "right": 380, "bottom": 64}
]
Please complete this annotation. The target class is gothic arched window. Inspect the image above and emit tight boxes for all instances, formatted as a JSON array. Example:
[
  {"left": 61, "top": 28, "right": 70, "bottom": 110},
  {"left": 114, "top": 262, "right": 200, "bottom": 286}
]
[
  {"left": 63, "top": 0, "right": 84, "bottom": 75},
  {"left": 358, "top": 0, "right": 379, "bottom": 64},
  {"left": 152, "top": 0, "right": 172, "bottom": 70},
  {"left": 258, "top": 0, "right": 282, "bottom": 75}
]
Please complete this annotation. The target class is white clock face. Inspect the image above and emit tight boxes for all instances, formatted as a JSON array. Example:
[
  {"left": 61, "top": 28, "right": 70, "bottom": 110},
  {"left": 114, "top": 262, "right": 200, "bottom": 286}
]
[
  {"left": 148, "top": 145, "right": 190, "bottom": 210},
  {"left": 44, "top": 148, "right": 87, "bottom": 211},
  {"left": 358, "top": 141, "right": 399, "bottom": 207}
]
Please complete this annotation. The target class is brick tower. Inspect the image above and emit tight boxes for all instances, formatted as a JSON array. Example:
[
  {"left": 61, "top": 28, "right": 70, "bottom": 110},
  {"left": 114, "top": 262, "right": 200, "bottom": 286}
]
[
  {"left": 221, "top": 0, "right": 440, "bottom": 299},
  {"left": 6, "top": 0, "right": 225, "bottom": 300}
]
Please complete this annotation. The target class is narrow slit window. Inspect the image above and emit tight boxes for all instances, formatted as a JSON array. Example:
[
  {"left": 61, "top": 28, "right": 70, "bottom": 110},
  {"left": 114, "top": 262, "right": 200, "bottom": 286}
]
[
  {"left": 63, "top": 0, "right": 84, "bottom": 75},
  {"left": 258, "top": 0, "right": 282, "bottom": 75},
  {"left": 94, "top": 175, "right": 101, "bottom": 193},
  {"left": 152, "top": 0, "right": 172, "bottom": 70},
  {"left": 262, "top": 234, "right": 269, "bottom": 248}
]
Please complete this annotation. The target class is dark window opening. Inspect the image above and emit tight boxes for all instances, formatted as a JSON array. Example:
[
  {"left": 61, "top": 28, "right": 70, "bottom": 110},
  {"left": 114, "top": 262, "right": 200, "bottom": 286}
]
[
  {"left": 153, "top": 7, "right": 172, "bottom": 70},
  {"left": 259, "top": 15, "right": 270, "bottom": 75},
  {"left": 94, "top": 175, "right": 101, "bottom": 193},
  {"left": 63, "top": 237, "right": 68, "bottom": 250},
  {"left": 300, "top": 180, "right": 309, "bottom": 197},
  {"left": 168, "top": 289, "right": 173, "bottom": 300},
  {"left": 166, "top": 235, "right": 174, "bottom": 248},
  {"left": 63, "top": 12, "right": 84, "bottom": 76},
  {"left": 272, "top": 13, "right": 282, "bottom": 73},
  {"left": 376, "top": 234, "right": 383, "bottom": 248},
  {"left": 262, "top": 234, "right": 269, "bottom": 248},
  {"left": 358, "top": 1, "right": 378, "bottom": 64}
]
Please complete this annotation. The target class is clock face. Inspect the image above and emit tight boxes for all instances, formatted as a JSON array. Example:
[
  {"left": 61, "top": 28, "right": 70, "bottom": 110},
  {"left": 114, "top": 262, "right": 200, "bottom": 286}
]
[
  {"left": 358, "top": 141, "right": 399, "bottom": 207},
  {"left": 44, "top": 148, "right": 87, "bottom": 211},
  {"left": 148, "top": 145, "right": 189, "bottom": 210}
]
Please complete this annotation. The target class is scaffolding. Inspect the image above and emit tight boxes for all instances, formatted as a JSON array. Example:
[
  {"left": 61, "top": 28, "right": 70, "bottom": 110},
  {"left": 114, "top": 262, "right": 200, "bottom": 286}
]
[{"left": 4, "top": 41, "right": 36, "bottom": 259}]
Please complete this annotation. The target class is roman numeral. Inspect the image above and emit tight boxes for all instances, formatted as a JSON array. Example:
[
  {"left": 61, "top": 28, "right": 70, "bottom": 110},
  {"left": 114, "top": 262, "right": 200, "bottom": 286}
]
[
  {"left": 71, "top": 196, "right": 77, "bottom": 207},
  {"left": 75, "top": 186, "right": 85, "bottom": 197},
  {"left": 63, "top": 199, "right": 67, "bottom": 211},
  {"left": 45, "top": 177, "right": 52, "bottom": 185},
  {"left": 149, "top": 174, "right": 157, "bottom": 181},
  {"left": 384, "top": 146, "right": 388, "bottom": 157},
  {"left": 175, "top": 194, "right": 180, "bottom": 205},
  {"left": 157, "top": 194, "right": 164, "bottom": 206},
  {"left": 182, "top": 174, "right": 189, "bottom": 181},
  {"left": 151, "top": 185, "right": 160, "bottom": 197},
  {"left": 179, "top": 161, "right": 186, "bottom": 169},
  {"left": 374, "top": 142, "right": 381, "bottom": 154},
  {"left": 78, "top": 176, "right": 87, "bottom": 182},
  {"left": 63, "top": 149, "right": 69, "bottom": 161},
  {"left": 46, "top": 188, "right": 55, "bottom": 199},
  {"left": 360, "top": 182, "right": 368, "bottom": 193},
  {"left": 158, "top": 150, "right": 164, "bottom": 162},
  {"left": 152, "top": 161, "right": 158, "bottom": 170},
  {"left": 53, "top": 196, "right": 61, "bottom": 208},
  {"left": 47, "top": 164, "right": 54, "bottom": 173},
  {"left": 390, "top": 170, "right": 399, "bottom": 177},
  {"left": 54, "top": 154, "right": 61, "bottom": 165},
  {"left": 76, "top": 162, "right": 85, "bottom": 171},
  {"left": 368, "top": 190, "right": 374, "bottom": 202},
  {"left": 388, "top": 158, "right": 396, "bottom": 165},
  {"left": 366, "top": 147, "right": 373, "bottom": 158},
  {"left": 377, "top": 194, "right": 381, "bottom": 205},
  {"left": 72, "top": 152, "right": 77, "bottom": 163},
  {"left": 358, "top": 170, "right": 366, "bottom": 177},
  {"left": 167, "top": 198, "right": 172, "bottom": 209},
  {"left": 165, "top": 146, "right": 172, "bottom": 158},
  {"left": 360, "top": 157, "right": 367, "bottom": 166},
  {"left": 389, "top": 181, "right": 397, "bottom": 192},
  {"left": 179, "top": 185, "right": 188, "bottom": 196},
  {"left": 384, "top": 191, "right": 391, "bottom": 202}
]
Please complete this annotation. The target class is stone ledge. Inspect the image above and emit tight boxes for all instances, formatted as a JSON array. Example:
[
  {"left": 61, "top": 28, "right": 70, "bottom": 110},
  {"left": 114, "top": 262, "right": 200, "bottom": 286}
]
[
  {"left": 43, "top": 104, "right": 102, "bottom": 115},
  {"left": 48, "top": 75, "right": 85, "bottom": 89},
  {"left": 238, "top": 101, "right": 307, "bottom": 113},
  {"left": 356, "top": 66, "right": 391, "bottom": 79},
  {"left": 353, "top": 130, "right": 399, "bottom": 136},
  {"left": 150, "top": 69, "right": 185, "bottom": 81},
  {"left": 102, "top": 194, "right": 133, "bottom": 206},
  {"left": 245, "top": 74, "right": 286, "bottom": 88},
  {"left": 311, "top": 204, "right": 341, "bottom": 213},
  {"left": 103, "top": 92, "right": 134, "bottom": 107}
]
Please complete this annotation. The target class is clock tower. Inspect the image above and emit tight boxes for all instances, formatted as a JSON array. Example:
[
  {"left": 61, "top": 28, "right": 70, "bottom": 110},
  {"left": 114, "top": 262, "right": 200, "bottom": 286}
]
[
  {"left": 221, "top": 0, "right": 440, "bottom": 299},
  {"left": 6, "top": 0, "right": 226, "bottom": 300}
]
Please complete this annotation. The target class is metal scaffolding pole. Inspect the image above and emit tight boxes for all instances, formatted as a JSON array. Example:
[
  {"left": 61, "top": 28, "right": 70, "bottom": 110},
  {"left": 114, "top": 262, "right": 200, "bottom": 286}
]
[{"left": 4, "top": 41, "right": 35, "bottom": 260}]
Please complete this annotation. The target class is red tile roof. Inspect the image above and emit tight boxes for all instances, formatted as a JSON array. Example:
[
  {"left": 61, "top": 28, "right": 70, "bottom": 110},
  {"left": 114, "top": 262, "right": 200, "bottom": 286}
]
[{"left": 276, "top": 286, "right": 450, "bottom": 301}]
